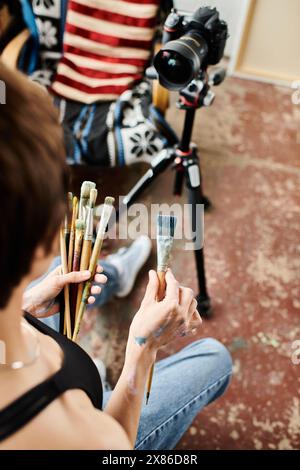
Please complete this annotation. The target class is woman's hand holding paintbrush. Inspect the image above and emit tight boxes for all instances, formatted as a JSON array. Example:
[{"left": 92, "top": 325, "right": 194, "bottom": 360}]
[
  {"left": 144, "top": 273, "right": 202, "bottom": 403},
  {"left": 144, "top": 214, "right": 202, "bottom": 403},
  {"left": 105, "top": 269, "right": 201, "bottom": 447},
  {"left": 126, "top": 269, "right": 202, "bottom": 392},
  {"left": 23, "top": 265, "right": 107, "bottom": 317}
]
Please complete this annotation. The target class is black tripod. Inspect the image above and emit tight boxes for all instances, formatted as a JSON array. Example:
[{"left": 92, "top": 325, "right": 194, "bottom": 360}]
[{"left": 118, "top": 68, "right": 226, "bottom": 317}]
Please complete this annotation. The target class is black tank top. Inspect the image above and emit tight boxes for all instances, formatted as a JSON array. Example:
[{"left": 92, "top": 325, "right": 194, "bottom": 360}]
[{"left": 0, "top": 313, "right": 103, "bottom": 442}]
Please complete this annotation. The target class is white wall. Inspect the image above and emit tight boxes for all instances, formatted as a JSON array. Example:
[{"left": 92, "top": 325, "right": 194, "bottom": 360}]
[{"left": 173, "top": 0, "right": 248, "bottom": 57}]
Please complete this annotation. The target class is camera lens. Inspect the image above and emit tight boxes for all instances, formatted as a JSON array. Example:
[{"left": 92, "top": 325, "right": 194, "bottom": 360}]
[
  {"left": 154, "top": 32, "right": 208, "bottom": 91},
  {"left": 156, "top": 51, "right": 192, "bottom": 87}
]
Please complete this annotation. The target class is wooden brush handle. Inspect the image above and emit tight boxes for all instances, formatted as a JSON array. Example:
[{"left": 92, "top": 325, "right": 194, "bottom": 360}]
[
  {"left": 89, "top": 236, "right": 104, "bottom": 277},
  {"left": 74, "top": 239, "right": 91, "bottom": 324},
  {"left": 63, "top": 286, "right": 71, "bottom": 339},
  {"left": 72, "top": 251, "right": 81, "bottom": 272},
  {"left": 60, "top": 229, "right": 71, "bottom": 339},
  {"left": 73, "top": 237, "right": 104, "bottom": 341},
  {"left": 146, "top": 363, "right": 154, "bottom": 405},
  {"left": 157, "top": 270, "right": 166, "bottom": 302},
  {"left": 72, "top": 280, "right": 92, "bottom": 341},
  {"left": 72, "top": 237, "right": 83, "bottom": 272},
  {"left": 80, "top": 240, "right": 92, "bottom": 270}
]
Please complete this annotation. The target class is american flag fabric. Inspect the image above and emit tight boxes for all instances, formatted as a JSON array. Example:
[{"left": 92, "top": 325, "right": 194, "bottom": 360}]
[{"left": 51, "top": 0, "right": 160, "bottom": 103}]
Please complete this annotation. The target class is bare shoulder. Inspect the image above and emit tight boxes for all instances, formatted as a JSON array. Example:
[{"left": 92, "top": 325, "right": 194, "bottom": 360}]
[
  {"left": 0, "top": 389, "right": 131, "bottom": 450},
  {"left": 63, "top": 391, "right": 132, "bottom": 450}
]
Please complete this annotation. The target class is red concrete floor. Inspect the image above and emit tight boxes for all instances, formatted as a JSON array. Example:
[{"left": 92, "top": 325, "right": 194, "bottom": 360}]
[{"left": 79, "top": 76, "right": 300, "bottom": 450}]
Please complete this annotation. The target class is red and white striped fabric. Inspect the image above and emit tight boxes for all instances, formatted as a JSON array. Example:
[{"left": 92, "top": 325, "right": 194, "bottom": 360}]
[{"left": 51, "top": 0, "right": 160, "bottom": 103}]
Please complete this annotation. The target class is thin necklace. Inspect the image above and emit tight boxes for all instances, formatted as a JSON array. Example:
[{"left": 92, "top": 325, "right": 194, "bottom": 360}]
[{"left": 0, "top": 321, "right": 40, "bottom": 371}]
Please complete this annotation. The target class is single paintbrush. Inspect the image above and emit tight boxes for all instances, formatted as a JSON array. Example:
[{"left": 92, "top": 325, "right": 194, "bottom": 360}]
[
  {"left": 72, "top": 196, "right": 115, "bottom": 341},
  {"left": 146, "top": 214, "right": 177, "bottom": 404},
  {"left": 61, "top": 193, "right": 72, "bottom": 332},
  {"left": 67, "top": 196, "right": 78, "bottom": 273},
  {"left": 74, "top": 189, "right": 98, "bottom": 325},
  {"left": 69, "top": 219, "right": 85, "bottom": 330},
  {"left": 60, "top": 212, "right": 69, "bottom": 335},
  {"left": 64, "top": 196, "right": 78, "bottom": 335},
  {"left": 60, "top": 227, "right": 72, "bottom": 339}
]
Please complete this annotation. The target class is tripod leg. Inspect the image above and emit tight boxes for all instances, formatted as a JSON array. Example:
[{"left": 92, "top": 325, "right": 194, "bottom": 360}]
[
  {"left": 188, "top": 187, "right": 212, "bottom": 317},
  {"left": 185, "top": 157, "right": 212, "bottom": 317},
  {"left": 173, "top": 167, "right": 185, "bottom": 196},
  {"left": 117, "top": 149, "right": 175, "bottom": 221},
  {"left": 192, "top": 146, "right": 212, "bottom": 211}
]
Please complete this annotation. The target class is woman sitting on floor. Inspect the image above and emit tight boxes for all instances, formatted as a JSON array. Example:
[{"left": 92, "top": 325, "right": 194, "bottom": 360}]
[{"left": 0, "top": 63, "right": 232, "bottom": 450}]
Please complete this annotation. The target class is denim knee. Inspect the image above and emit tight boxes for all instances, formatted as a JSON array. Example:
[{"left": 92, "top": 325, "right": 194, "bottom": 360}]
[
  {"left": 185, "top": 337, "right": 232, "bottom": 383},
  {"left": 203, "top": 337, "right": 232, "bottom": 372}
]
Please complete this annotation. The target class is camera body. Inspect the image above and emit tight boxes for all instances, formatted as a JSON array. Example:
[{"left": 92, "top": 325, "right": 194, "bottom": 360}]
[{"left": 154, "top": 7, "right": 228, "bottom": 91}]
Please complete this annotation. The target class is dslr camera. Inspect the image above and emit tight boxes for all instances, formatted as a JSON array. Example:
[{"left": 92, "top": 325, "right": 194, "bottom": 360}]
[{"left": 154, "top": 6, "right": 228, "bottom": 91}]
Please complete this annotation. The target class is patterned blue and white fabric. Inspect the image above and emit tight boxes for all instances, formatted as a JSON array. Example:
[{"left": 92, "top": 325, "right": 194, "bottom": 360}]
[{"left": 16, "top": 0, "right": 178, "bottom": 167}]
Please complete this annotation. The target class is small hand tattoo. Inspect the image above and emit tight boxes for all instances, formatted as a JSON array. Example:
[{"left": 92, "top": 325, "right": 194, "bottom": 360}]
[{"left": 134, "top": 336, "right": 147, "bottom": 346}]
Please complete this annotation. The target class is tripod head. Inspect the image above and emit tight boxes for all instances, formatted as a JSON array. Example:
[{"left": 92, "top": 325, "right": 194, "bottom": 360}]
[
  {"left": 146, "top": 65, "right": 226, "bottom": 111},
  {"left": 176, "top": 67, "right": 226, "bottom": 110}
]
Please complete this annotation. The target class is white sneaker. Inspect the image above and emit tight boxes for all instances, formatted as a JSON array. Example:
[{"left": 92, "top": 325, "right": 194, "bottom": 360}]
[
  {"left": 106, "top": 235, "right": 152, "bottom": 298},
  {"left": 93, "top": 358, "right": 111, "bottom": 391}
]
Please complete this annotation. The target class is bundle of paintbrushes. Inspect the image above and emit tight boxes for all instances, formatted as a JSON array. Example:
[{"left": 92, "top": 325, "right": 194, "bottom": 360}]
[
  {"left": 146, "top": 214, "right": 177, "bottom": 404},
  {"left": 60, "top": 181, "right": 115, "bottom": 341}
]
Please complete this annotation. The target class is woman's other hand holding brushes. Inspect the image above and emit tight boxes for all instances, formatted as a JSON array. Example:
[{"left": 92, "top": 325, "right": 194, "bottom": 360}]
[
  {"left": 22, "top": 265, "right": 107, "bottom": 318},
  {"left": 126, "top": 269, "right": 202, "bottom": 365}
]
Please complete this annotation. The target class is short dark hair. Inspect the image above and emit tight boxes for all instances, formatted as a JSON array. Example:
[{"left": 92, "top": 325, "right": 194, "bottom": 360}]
[{"left": 0, "top": 62, "right": 68, "bottom": 308}]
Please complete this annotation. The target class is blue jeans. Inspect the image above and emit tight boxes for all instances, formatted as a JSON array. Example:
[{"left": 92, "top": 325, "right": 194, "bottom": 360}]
[
  {"left": 104, "top": 338, "right": 232, "bottom": 450},
  {"left": 27, "top": 257, "right": 120, "bottom": 331}
]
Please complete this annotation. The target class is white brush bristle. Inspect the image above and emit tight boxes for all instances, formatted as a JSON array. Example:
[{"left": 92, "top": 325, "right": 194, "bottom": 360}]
[
  {"left": 157, "top": 214, "right": 177, "bottom": 237},
  {"left": 96, "top": 197, "right": 115, "bottom": 236},
  {"left": 81, "top": 181, "right": 96, "bottom": 198},
  {"left": 89, "top": 188, "right": 98, "bottom": 208},
  {"left": 104, "top": 196, "right": 115, "bottom": 206}
]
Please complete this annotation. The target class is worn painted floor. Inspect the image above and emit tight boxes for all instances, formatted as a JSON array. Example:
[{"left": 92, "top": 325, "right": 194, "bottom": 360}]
[{"left": 79, "top": 77, "right": 300, "bottom": 450}]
